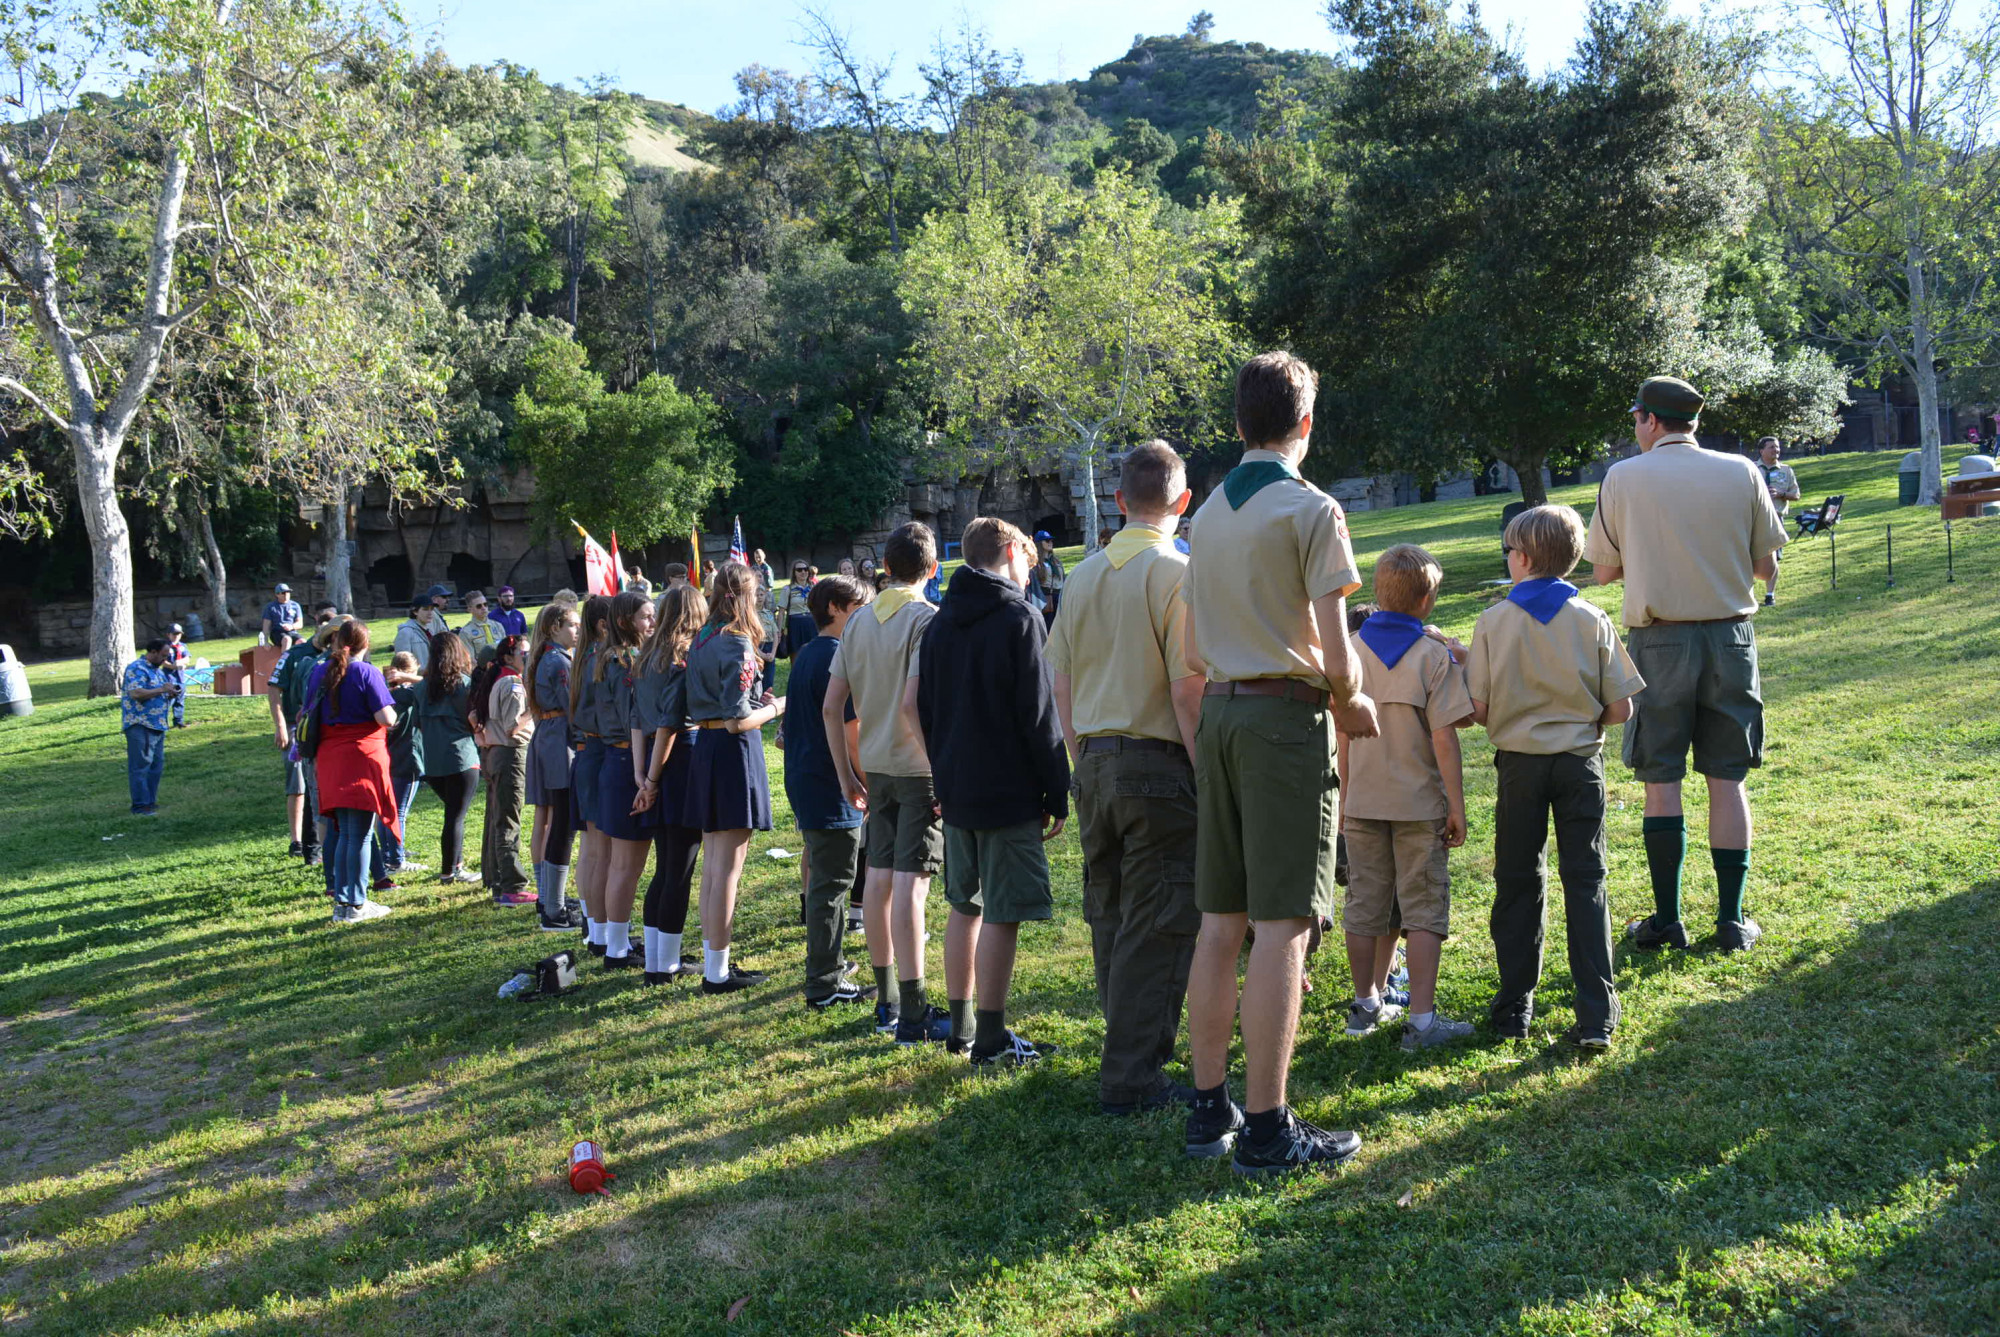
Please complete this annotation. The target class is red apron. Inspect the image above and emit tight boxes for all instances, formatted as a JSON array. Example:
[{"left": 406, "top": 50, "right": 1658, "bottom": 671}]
[{"left": 315, "top": 722, "right": 401, "bottom": 838}]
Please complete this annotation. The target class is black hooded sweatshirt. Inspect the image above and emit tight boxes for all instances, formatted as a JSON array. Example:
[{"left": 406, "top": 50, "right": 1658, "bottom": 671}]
[{"left": 916, "top": 564, "right": 1070, "bottom": 830}]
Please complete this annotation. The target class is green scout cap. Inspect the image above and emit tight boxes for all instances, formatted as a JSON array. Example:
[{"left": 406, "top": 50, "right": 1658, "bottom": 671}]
[{"left": 1628, "top": 376, "right": 1704, "bottom": 419}]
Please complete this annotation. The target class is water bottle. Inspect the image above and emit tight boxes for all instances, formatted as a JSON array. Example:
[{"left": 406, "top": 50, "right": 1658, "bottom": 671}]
[
  {"left": 570, "top": 1139, "right": 612, "bottom": 1195},
  {"left": 498, "top": 970, "right": 533, "bottom": 1000}
]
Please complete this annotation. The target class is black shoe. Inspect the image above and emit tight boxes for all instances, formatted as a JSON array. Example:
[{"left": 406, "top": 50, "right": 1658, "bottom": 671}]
[
  {"left": 701, "top": 972, "right": 756, "bottom": 995},
  {"left": 728, "top": 962, "right": 768, "bottom": 984},
  {"left": 1714, "top": 918, "right": 1762, "bottom": 952},
  {"left": 1185, "top": 1094, "right": 1246, "bottom": 1159},
  {"left": 1624, "top": 915, "right": 1689, "bottom": 951},
  {"left": 304, "top": 852, "right": 323, "bottom": 869},
  {"left": 1102, "top": 1080, "right": 1195, "bottom": 1117},
  {"left": 807, "top": 984, "right": 876, "bottom": 1010},
  {"left": 603, "top": 948, "right": 643, "bottom": 970},
  {"left": 1230, "top": 1108, "right": 1361, "bottom": 1177},
  {"left": 895, "top": 1004, "right": 952, "bottom": 1045},
  {"left": 1561, "top": 1025, "right": 1614, "bottom": 1051},
  {"left": 1763, "top": 592, "right": 1776, "bottom": 606},
  {"left": 289, "top": 840, "right": 303, "bottom": 858},
  {"left": 1490, "top": 1005, "right": 1532, "bottom": 1040},
  {"left": 539, "top": 907, "right": 584, "bottom": 932},
  {"left": 969, "top": 1030, "right": 1052, "bottom": 1071}
]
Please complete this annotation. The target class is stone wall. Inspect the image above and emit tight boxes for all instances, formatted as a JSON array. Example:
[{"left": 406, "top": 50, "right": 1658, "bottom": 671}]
[{"left": 34, "top": 587, "right": 272, "bottom": 655}]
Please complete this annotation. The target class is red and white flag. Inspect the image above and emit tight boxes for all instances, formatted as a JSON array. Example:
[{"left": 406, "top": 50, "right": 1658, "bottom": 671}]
[{"left": 573, "top": 521, "right": 619, "bottom": 597}]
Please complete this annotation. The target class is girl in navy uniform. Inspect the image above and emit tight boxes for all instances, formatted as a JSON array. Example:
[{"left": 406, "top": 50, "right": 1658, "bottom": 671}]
[
  {"left": 668, "top": 563, "right": 785, "bottom": 993},
  {"left": 569, "top": 596, "right": 612, "bottom": 952},
  {"left": 635, "top": 583, "right": 709, "bottom": 985},
  {"left": 527, "top": 602, "right": 583, "bottom": 931},
  {"left": 592, "top": 591, "right": 657, "bottom": 969}
]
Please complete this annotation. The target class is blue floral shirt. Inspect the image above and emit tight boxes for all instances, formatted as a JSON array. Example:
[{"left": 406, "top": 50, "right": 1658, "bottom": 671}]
[{"left": 121, "top": 657, "right": 172, "bottom": 731}]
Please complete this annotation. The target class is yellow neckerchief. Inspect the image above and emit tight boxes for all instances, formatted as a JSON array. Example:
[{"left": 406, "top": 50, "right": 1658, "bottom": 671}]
[
  {"left": 873, "top": 583, "right": 922, "bottom": 621},
  {"left": 1105, "top": 521, "right": 1174, "bottom": 570}
]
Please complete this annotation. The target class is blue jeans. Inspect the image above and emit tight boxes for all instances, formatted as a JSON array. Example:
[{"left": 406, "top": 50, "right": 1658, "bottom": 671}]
[
  {"left": 124, "top": 726, "right": 165, "bottom": 811},
  {"left": 377, "top": 780, "right": 419, "bottom": 871},
  {"left": 326, "top": 808, "right": 376, "bottom": 908},
  {"left": 166, "top": 666, "right": 185, "bottom": 725}
]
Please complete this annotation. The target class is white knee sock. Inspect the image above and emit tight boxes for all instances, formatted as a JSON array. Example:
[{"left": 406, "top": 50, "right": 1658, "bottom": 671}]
[
  {"left": 605, "top": 920, "right": 630, "bottom": 959},
  {"left": 642, "top": 926, "right": 661, "bottom": 973},
  {"left": 660, "top": 930, "right": 683, "bottom": 969},
  {"left": 586, "top": 916, "right": 605, "bottom": 946},
  {"left": 703, "top": 943, "right": 729, "bottom": 984}
]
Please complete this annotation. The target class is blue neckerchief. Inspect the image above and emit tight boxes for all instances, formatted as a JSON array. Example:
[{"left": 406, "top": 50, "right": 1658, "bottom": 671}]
[
  {"left": 1357, "top": 610, "right": 1427, "bottom": 669},
  {"left": 1508, "top": 577, "right": 1578, "bottom": 625},
  {"left": 1223, "top": 459, "right": 1299, "bottom": 508}
]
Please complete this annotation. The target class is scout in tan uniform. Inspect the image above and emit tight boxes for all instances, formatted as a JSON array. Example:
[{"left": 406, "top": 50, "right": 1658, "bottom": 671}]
[
  {"left": 1469, "top": 505, "right": 1645, "bottom": 1047},
  {"left": 1758, "top": 436, "right": 1801, "bottom": 606},
  {"left": 1585, "top": 376, "right": 1787, "bottom": 954},
  {"left": 1339, "top": 545, "right": 1476, "bottom": 1051},
  {"left": 1179, "top": 351, "right": 1379, "bottom": 1177},
  {"left": 823, "top": 522, "right": 955, "bottom": 1044},
  {"left": 1049, "top": 441, "right": 1206, "bottom": 1114}
]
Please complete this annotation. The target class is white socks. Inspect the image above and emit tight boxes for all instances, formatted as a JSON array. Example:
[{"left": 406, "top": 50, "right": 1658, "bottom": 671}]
[
  {"left": 660, "top": 930, "right": 683, "bottom": 970},
  {"left": 642, "top": 926, "right": 661, "bottom": 973},
  {"left": 605, "top": 920, "right": 631, "bottom": 959},
  {"left": 703, "top": 943, "right": 730, "bottom": 984},
  {"left": 1357, "top": 993, "right": 1381, "bottom": 1013},
  {"left": 1411, "top": 1010, "right": 1435, "bottom": 1031},
  {"left": 586, "top": 917, "right": 605, "bottom": 947}
]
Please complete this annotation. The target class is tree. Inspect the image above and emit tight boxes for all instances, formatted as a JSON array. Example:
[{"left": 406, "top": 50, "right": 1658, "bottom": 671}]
[
  {"left": 900, "top": 171, "right": 1245, "bottom": 546},
  {"left": 1221, "top": 0, "right": 1836, "bottom": 506},
  {"left": 1763, "top": 0, "right": 2000, "bottom": 504},
  {"left": 0, "top": 0, "right": 431, "bottom": 693},
  {"left": 1188, "top": 11, "right": 1217, "bottom": 42},
  {"left": 511, "top": 335, "right": 733, "bottom": 547}
]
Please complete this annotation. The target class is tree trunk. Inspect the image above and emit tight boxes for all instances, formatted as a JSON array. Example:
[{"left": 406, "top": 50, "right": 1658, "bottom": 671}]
[
  {"left": 324, "top": 485, "right": 353, "bottom": 612},
  {"left": 74, "top": 422, "right": 134, "bottom": 697},
  {"left": 1908, "top": 260, "right": 1946, "bottom": 505},
  {"left": 1073, "top": 439, "right": 1100, "bottom": 550},
  {"left": 1504, "top": 451, "right": 1549, "bottom": 508},
  {"left": 193, "top": 490, "right": 237, "bottom": 634}
]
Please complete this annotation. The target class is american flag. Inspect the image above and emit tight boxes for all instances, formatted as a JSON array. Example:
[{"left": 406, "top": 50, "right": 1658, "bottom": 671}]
[{"left": 729, "top": 516, "right": 747, "bottom": 566}]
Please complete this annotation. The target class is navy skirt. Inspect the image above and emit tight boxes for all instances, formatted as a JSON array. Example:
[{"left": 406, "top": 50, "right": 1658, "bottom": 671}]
[
  {"left": 571, "top": 736, "right": 605, "bottom": 829},
  {"left": 682, "top": 725, "right": 773, "bottom": 833},
  {"left": 526, "top": 715, "right": 571, "bottom": 804},
  {"left": 595, "top": 743, "right": 657, "bottom": 840},
  {"left": 654, "top": 727, "right": 699, "bottom": 831}
]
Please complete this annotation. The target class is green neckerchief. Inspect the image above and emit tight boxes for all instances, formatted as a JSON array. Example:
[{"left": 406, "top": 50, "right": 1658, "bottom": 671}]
[{"left": 1223, "top": 458, "right": 1300, "bottom": 509}]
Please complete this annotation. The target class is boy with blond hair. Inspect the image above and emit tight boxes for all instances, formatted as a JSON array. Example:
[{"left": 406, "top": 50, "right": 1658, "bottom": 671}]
[
  {"left": 1469, "top": 504, "right": 1645, "bottom": 1048},
  {"left": 1340, "top": 544, "right": 1476, "bottom": 1050}
]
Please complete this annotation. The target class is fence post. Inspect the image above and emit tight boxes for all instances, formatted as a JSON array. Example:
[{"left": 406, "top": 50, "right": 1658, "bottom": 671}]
[
  {"left": 1887, "top": 524, "right": 1895, "bottom": 589},
  {"left": 1947, "top": 519, "right": 1955, "bottom": 583},
  {"left": 1831, "top": 525, "right": 1838, "bottom": 589}
]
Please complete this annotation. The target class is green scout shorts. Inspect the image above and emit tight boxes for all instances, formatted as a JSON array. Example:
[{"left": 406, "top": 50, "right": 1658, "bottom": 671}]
[
  {"left": 1194, "top": 694, "right": 1339, "bottom": 923},
  {"left": 943, "top": 820, "right": 1054, "bottom": 923},
  {"left": 1622, "top": 620, "right": 1764, "bottom": 784},
  {"left": 864, "top": 771, "right": 943, "bottom": 874}
]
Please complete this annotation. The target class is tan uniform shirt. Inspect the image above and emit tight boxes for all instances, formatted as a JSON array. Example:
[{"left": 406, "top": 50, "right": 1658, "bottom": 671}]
[
  {"left": 1467, "top": 596, "right": 1645, "bottom": 756},
  {"left": 828, "top": 589, "right": 935, "bottom": 776},
  {"left": 1583, "top": 437, "right": 1789, "bottom": 627},
  {"left": 1046, "top": 523, "right": 1194, "bottom": 744},
  {"left": 1342, "top": 636, "right": 1473, "bottom": 822},
  {"left": 1186, "top": 450, "right": 1363, "bottom": 687}
]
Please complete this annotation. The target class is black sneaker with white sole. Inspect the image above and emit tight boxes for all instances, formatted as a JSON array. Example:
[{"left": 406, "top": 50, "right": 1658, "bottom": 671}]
[
  {"left": 1624, "top": 915, "right": 1689, "bottom": 951},
  {"left": 1561, "top": 1025, "right": 1614, "bottom": 1051},
  {"left": 807, "top": 983, "right": 876, "bottom": 1010},
  {"left": 1230, "top": 1107, "right": 1361, "bottom": 1177},
  {"left": 701, "top": 972, "right": 756, "bottom": 995},
  {"left": 968, "top": 1030, "right": 1053, "bottom": 1071},
  {"left": 1185, "top": 1095, "right": 1246, "bottom": 1159},
  {"left": 539, "top": 906, "right": 585, "bottom": 932}
]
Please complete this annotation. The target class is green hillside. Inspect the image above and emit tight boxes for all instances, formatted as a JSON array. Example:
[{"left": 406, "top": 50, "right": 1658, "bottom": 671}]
[{"left": 1074, "top": 33, "right": 1334, "bottom": 142}]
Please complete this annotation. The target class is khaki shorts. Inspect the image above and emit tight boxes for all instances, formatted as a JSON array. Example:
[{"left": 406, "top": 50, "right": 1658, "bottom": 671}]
[
  {"left": 1193, "top": 694, "right": 1339, "bottom": 923},
  {"left": 1622, "top": 621, "right": 1764, "bottom": 783},
  {"left": 864, "top": 772, "right": 943, "bottom": 874},
  {"left": 943, "top": 820, "right": 1053, "bottom": 923},
  {"left": 1342, "top": 817, "right": 1450, "bottom": 938}
]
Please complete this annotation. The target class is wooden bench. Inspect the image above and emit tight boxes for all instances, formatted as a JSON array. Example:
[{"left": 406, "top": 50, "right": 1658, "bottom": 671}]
[{"left": 1942, "top": 474, "right": 2000, "bottom": 520}]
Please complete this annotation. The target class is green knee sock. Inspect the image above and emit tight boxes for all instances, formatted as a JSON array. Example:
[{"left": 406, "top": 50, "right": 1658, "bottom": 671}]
[
  {"left": 1642, "top": 816, "right": 1686, "bottom": 923},
  {"left": 1712, "top": 847, "right": 1750, "bottom": 924}
]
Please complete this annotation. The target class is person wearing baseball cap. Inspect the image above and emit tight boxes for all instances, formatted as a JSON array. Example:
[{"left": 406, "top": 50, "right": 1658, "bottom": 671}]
[
  {"left": 493, "top": 585, "right": 527, "bottom": 639},
  {"left": 422, "top": 584, "right": 454, "bottom": 633},
  {"left": 164, "top": 622, "right": 190, "bottom": 728},
  {"left": 1030, "top": 531, "right": 1065, "bottom": 627},
  {"left": 1583, "top": 375, "right": 1788, "bottom": 955},
  {"left": 261, "top": 582, "right": 303, "bottom": 648}
]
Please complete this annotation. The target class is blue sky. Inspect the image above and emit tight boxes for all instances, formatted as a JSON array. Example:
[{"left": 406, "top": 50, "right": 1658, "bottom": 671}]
[{"left": 418, "top": 0, "right": 1696, "bottom": 112}]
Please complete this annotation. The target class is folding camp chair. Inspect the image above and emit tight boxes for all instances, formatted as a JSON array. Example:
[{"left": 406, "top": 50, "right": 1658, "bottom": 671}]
[{"left": 1795, "top": 494, "right": 1842, "bottom": 539}]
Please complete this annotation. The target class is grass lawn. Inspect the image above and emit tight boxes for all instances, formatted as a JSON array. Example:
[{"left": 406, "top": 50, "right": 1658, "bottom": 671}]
[{"left": 2, "top": 451, "right": 1997, "bottom": 1336}]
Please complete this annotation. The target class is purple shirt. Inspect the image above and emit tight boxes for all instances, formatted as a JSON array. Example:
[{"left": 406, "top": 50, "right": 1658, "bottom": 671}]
[
  {"left": 493, "top": 607, "right": 527, "bottom": 638},
  {"left": 305, "top": 658, "right": 395, "bottom": 726}
]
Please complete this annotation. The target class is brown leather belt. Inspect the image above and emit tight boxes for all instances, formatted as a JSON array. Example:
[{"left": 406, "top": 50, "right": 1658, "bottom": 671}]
[
  {"left": 1647, "top": 614, "right": 1751, "bottom": 626},
  {"left": 605, "top": 739, "right": 632, "bottom": 750},
  {"left": 536, "top": 709, "right": 564, "bottom": 720},
  {"left": 696, "top": 719, "right": 733, "bottom": 730},
  {"left": 1080, "top": 735, "right": 1185, "bottom": 756},
  {"left": 1204, "top": 678, "right": 1330, "bottom": 709}
]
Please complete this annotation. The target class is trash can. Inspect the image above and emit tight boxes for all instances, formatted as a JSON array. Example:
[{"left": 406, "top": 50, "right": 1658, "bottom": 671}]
[
  {"left": 1899, "top": 450, "right": 1922, "bottom": 505},
  {"left": 0, "top": 644, "right": 32, "bottom": 718}
]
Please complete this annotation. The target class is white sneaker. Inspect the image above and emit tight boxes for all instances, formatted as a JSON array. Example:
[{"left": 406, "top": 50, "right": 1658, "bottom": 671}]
[
  {"left": 334, "top": 901, "right": 394, "bottom": 924},
  {"left": 1345, "top": 998, "right": 1403, "bottom": 1037}
]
